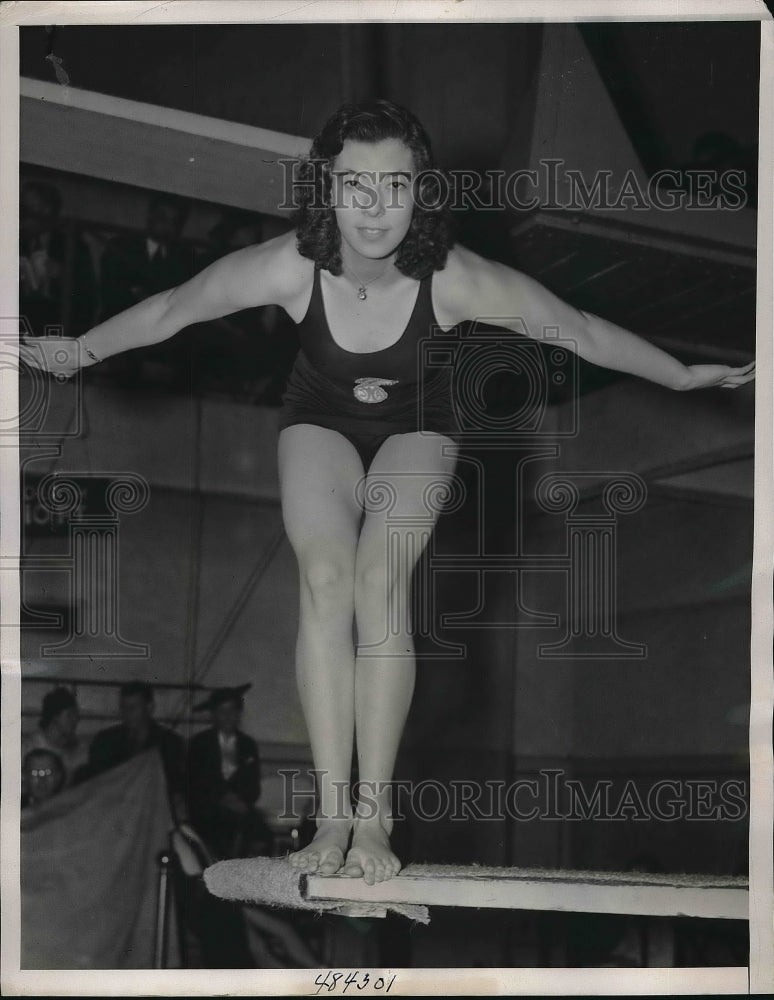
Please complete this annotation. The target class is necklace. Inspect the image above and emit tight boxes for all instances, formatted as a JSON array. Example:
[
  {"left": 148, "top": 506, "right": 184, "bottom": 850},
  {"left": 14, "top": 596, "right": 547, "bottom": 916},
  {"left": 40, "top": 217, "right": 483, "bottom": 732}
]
[{"left": 345, "top": 260, "right": 394, "bottom": 300}]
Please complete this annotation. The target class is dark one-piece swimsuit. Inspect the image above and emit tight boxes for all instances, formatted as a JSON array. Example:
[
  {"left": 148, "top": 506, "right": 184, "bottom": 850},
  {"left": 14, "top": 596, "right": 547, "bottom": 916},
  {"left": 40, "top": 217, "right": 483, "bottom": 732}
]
[{"left": 278, "top": 265, "right": 460, "bottom": 472}]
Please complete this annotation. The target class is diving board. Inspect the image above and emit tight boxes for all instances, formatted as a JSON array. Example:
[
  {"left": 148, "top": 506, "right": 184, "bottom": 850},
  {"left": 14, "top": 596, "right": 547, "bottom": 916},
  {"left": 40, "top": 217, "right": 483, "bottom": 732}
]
[
  {"left": 304, "top": 864, "right": 748, "bottom": 921},
  {"left": 204, "top": 857, "right": 748, "bottom": 924}
]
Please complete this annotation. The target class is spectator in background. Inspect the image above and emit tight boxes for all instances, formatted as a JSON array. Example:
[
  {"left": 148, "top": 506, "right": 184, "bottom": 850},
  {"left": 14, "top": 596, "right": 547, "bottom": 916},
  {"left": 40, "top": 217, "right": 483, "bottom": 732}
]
[
  {"left": 22, "top": 687, "right": 89, "bottom": 788},
  {"left": 658, "top": 131, "right": 758, "bottom": 210},
  {"left": 203, "top": 209, "right": 265, "bottom": 264},
  {"left": 19, "top": 180, "right": 96, "bottom": 337},
  {"left": 196, "top": 210, "right": 297, "bottom": 400},
  {"left": 22, "top": 748, "right": 66, "bottom": 809},
  {"left": 99, "top": 191, "right": 193, "bottom": 321},
  {"left": 188, "top": 684, "right": 273, "bottom": 859},
  {"left": 99, "top": 192, "right": 194, "bottom": 384},
  {"left": 88, "top": 681, "right": 189, "bottom": 824},
  {"left": 688, "top": 132, "right": 757, "bottom": 205}
]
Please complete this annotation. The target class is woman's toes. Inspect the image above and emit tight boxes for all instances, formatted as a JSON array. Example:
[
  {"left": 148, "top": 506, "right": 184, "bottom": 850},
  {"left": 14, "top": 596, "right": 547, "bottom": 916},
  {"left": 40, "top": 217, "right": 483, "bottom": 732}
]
[
  {"left": 292, "top": 851, "right": 319, "bottom": 872},
  {"left": 379, "top": 859, "right": 397, "bottom": 880},
  {"left": 318, "top": 850, "right": 344, "bottom": 875}
]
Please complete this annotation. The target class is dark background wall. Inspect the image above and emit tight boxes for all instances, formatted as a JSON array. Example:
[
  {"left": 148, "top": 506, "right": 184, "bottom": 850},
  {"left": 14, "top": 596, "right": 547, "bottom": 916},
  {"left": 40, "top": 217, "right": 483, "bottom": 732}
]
[{"left": 21, "top": 22, "right": 759, "bottom": 170}]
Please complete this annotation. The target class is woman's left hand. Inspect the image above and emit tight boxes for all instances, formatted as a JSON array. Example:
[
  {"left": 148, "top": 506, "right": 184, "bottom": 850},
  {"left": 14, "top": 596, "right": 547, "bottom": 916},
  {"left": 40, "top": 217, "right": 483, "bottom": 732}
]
[{"left": 680, "top": 360, "right": 755, "bottom": 391}]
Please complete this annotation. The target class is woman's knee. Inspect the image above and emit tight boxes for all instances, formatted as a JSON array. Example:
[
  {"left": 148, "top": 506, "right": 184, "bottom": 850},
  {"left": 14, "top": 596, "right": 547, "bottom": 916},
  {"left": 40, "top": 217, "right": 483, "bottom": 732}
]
[
  {"left": 354, "top": 558, "right": 414, "bottom": 608},
  {"left": 355, "top": 527, "right": 426, "bottom": 596},
  {"left": 301, "top": 557, "right": 354, "bottom": 612},
  {"left": 354, "top": 559, "right": 413, "bottom": 638},
  {"left": 356, "top": 559, "right": 391, "bottom": 595}
]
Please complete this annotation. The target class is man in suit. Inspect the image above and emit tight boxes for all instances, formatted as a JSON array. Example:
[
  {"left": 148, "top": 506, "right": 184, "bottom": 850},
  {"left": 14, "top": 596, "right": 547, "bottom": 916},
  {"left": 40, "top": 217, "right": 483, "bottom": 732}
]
[
  {"left": 99, "top": 191, "right": 193, "bottom": 321},
  {"left": 99, "top": 191, "right": 194, "bottom": 383},
  {"left": 187, "top": 685, "right": 273, "bottom": 859},
  {"left": 88, "top": 681, "right": 189, "bottom": 824}
]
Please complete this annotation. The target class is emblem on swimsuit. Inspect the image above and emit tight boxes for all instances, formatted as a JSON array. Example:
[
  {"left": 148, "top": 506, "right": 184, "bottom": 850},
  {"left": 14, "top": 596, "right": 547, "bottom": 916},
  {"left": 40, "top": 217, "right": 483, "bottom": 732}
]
[{"left": 353, "top": 377, "right": 399, "bottom": 403}]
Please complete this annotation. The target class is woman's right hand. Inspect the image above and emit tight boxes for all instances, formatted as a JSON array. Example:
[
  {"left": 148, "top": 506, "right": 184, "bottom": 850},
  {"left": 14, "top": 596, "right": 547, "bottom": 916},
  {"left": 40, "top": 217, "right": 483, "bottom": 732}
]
[{"left": 18, "top": 336, "right": 92, "bottom": 381}]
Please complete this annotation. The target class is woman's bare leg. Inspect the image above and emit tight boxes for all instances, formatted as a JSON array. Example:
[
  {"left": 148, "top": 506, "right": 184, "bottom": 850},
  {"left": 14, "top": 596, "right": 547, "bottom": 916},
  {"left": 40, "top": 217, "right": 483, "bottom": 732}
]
[
  {"left": 343, "top": 432, "right": 459, "bottom": 884},
  {"left": 278, "top": 424, "right": 365, "bottom": 874}
]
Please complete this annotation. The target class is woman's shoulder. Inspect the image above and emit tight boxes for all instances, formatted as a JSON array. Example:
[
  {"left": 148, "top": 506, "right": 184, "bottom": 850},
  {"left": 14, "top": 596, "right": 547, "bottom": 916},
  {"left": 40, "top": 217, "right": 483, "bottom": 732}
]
[
  {"left": 246, "top": 229, "right": 313, "bottom": 290},
  {"left": 447, "top": 242, "right": 541, "bottom": 289},
  {"left": 433, "top": 243, "right": 507, "bottom": 322},
  {"left": 210, "top": 229, "right": 313, "bottom": 312},
  {"left": 436, "top": 243, "right": 504, "bottom": 290},
  {"left": 434, "top": 243, "right": 546, "bottom": 326}
]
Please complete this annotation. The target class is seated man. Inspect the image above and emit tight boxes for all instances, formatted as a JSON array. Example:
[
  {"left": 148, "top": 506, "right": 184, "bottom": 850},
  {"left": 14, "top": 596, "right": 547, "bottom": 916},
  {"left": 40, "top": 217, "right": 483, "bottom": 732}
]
[
  {"left": 188, "top": 685, "right": 273, "bottom": 859},
  {"left": 88, "top": 681, "right": 188, "bottom": 824}
]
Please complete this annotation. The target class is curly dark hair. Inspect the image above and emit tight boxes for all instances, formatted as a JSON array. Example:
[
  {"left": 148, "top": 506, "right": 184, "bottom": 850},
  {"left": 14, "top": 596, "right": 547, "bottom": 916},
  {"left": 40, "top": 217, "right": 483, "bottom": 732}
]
[{"left": 292, "top": 100, "right": 455, "bottom": 279}]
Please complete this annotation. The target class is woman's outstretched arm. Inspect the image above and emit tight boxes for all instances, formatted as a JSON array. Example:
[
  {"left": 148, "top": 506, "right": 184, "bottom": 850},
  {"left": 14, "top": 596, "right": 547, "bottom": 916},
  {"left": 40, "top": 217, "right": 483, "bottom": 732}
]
[
  {"left": 444, "top": 246, "right": 755, "bottom": 392},
  {"left": 20, "top": 231, "right": 302, "bottom": 378}
]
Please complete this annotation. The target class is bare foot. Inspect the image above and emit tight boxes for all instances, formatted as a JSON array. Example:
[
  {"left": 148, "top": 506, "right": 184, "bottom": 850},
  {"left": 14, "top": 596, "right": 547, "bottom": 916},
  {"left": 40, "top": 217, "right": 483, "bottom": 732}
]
[
  {"left": 287, "top": 818, "right": 352, "bottom": 875},
  {"left": 342, "top": 817, "right": 401, "bottom": 885}
]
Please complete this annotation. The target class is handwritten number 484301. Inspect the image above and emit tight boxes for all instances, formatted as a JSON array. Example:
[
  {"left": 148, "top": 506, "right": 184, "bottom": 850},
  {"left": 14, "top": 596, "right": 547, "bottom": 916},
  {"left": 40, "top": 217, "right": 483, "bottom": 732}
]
[{"left": 314, "top": 970, "right": 398, "bottom": 994}]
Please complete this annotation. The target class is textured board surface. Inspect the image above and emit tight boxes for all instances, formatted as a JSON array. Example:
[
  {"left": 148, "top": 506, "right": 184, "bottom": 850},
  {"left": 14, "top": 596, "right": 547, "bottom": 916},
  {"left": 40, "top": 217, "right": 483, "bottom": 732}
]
[{"left": 304, "top": 863, "right": 749, "bottom": 920}]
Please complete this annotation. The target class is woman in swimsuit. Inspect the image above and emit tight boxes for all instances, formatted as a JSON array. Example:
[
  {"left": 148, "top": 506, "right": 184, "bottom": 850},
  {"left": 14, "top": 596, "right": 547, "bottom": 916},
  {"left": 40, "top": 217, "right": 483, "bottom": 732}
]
[{"left": 23, "top": 100, "right": 755, "bottom": 886}]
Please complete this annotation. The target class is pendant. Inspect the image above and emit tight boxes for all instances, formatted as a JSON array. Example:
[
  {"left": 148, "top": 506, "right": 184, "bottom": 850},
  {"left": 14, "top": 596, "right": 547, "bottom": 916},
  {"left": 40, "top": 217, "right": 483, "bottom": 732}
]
[{"left": 357, "top": 287, "right": 367, "bottom": 300}]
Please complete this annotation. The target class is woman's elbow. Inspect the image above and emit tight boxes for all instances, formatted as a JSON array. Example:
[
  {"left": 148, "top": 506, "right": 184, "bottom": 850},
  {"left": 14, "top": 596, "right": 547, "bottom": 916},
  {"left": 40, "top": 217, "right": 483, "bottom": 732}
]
[
  {"left": 158, "top": 284, "right": 195, "bottom": 338},
  {"left": 574, "top": 310, "right": 605, "bottom": 362}
]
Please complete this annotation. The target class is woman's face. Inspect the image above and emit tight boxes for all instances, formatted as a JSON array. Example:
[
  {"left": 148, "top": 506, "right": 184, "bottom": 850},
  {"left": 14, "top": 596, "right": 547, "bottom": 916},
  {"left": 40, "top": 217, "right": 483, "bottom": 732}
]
[
  {"left": 54, "top": 706, "right": 79, "bottom": 740},
  {"left": 330, "top": 138, "right": 415, "bottom": 263}
]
